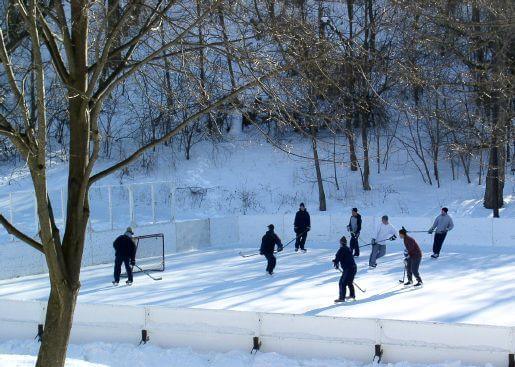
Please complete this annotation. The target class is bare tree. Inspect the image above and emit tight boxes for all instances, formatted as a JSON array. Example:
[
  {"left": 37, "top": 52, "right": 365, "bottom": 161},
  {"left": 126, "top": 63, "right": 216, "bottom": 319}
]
[{"left": 0, "top": 0, "right": 279, "bottom": 365}]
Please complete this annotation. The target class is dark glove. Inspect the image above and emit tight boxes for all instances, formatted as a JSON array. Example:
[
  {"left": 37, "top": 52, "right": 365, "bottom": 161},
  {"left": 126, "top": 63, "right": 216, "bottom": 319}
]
[
  {"left": 355, "top": 232, "right": 360, "bottom": 239},
  {"left": 428, "top": 229, "right": 433, "bottom": 234},
  {"left": 403, "top": 258, "right": 408, "bottom": 266},
  {"left": 130, "top": 260, "right": 135, "bottom": 266},
  {"left": 307, "top": 226, "right": 310, "bottom": 231},
  {"left": 389, "top": 235, "right": 397, "bottom": 241},
  {"left": 277, "top": 245, "right": 283, "bottom": 252},
  {"left": 346, "top": 225, "right": 351, "bottom": 232},
  {"left": 371, "top": 238, "right": 376, "bottom": 245},
  {"left": 332, "top": 259, "right": 338, "bottom": 269},
  {"left": 259, "top": 251, "right": 263, "bottom": 255}
]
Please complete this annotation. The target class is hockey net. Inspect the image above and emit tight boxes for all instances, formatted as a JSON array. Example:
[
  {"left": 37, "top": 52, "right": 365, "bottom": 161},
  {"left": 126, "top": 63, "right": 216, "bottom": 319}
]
[{"left": 123, "top": 233, "right": 165, "bottom": 275}]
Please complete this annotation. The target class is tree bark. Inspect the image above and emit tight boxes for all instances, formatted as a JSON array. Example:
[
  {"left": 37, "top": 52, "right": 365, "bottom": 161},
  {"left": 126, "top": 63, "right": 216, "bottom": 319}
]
[
  {"left": 36, "top": 288, "right": 77, "bottom": 367},
  {"left": 311, "top": 125, "right": 326, "bottom": 211}
]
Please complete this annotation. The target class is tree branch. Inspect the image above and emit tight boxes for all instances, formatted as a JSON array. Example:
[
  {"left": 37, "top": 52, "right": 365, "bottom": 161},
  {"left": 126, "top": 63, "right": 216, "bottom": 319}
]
[{"left": 0, "top": 214, "right": 44, "bottom": 253}]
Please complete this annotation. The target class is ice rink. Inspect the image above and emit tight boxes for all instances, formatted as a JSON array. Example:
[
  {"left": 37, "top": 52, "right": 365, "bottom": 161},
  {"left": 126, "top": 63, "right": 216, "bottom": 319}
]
[{"left": 1, "top": 242, "right": 514, "bottom": 327}]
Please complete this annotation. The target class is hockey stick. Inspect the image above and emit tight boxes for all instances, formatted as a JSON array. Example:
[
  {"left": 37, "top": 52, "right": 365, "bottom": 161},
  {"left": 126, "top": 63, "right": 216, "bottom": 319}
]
[
  {"left": 401, "top": 226, "right": 429, "bottom": 234},
  {"left": 359, "top": 236, "right": 394, "bottom": 248},
  {"left": 399, "top": 263, "right": 406, "bottom": 284},
  {"left": 238, "top": 229, "right": 308, "bottom": 258},
  {"left": 133, "top": 264, "right": 162, "bottom": 281},
  {"left": 336, "top": 268, "right": 366, "bottom": 293}
]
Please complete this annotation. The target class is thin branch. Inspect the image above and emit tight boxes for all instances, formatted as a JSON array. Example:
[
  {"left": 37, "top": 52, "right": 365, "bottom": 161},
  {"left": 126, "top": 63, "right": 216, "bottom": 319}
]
[{"left": 0, "top": 214, "right": 44, "bottom": 253}]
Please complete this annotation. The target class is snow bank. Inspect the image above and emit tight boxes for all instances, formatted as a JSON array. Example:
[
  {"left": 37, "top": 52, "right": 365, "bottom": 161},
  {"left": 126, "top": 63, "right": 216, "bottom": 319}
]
[{"left": 0, "top": 339, "right": 495, "bottom": 367}]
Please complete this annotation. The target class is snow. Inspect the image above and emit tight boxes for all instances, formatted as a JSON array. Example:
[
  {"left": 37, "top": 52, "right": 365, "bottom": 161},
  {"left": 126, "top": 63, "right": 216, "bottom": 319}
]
[
  {"left": 1, "top": 242, "right": 514, "bottom": 327},
  {"left": 0, "top": 339, "right": 491, "bottom": 367}
]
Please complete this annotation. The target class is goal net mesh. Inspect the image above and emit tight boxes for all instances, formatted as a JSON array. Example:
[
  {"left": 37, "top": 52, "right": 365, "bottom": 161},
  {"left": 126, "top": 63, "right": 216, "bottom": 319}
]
[{"left": 123, "top": 233, "right": 165, "bottom": 276}]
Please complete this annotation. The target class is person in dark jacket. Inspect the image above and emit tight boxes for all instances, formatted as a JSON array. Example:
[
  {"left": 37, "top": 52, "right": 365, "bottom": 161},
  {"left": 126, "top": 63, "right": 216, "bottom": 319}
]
[
  {"left": 332, "top": 236, "right": 357, "bottom": 302},
  {"left": 399, "top": 228, "right": 423, "bottom": 287},
  {"left": 113, "top": 227, "right": 137, "bottom": 286},
  {"left": 346, "top": 208, "right": 362, "bottom": 257},
  {"left": 294, "top": 202, "right": 311, "bottom": 253},
  {"left": 260, "top": 224, "right": 283, "bottom": 275}
]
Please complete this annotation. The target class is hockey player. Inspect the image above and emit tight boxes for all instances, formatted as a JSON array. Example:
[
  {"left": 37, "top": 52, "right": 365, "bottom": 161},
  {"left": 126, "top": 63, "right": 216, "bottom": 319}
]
[
  {"left": 294, "top": 202, "right": 311, "bottom": 253},
  {"left": 369, "top": 215, "right": 397, "bottom": 268},
  {"left": 260, "top": 224, "right": 283, "bottom": 275},
  {"left": 428, "top": 207, "right": 454, "bottom": 259},
  {"left": 398, "top": 228, "right": 423, "bottom": 287},
  {"left": 346, "top": 208, "right": 362, "bottom": 257},
  {"left": 113, "top": 227, "right": 137, "bottom": 286},
  {"left": 332, "top": 236, "right": 357, "bottom": 302}
]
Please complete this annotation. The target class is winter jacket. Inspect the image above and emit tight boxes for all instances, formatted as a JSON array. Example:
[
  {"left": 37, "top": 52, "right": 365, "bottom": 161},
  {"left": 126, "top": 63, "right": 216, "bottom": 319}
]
[
  {"left": 113, "top": 233, "right": 136, "bottom": 261},
  {"left": 429, "top": 214, "right": 454, "bottom": 234},
  {"left": 348, "top": 214, "right": 362, "bottom": 235},
  {"left": 260, "top": 230, "right": 283, "bottom": 255},
  {"left": 294, "top": 210, "right": 311, "bottom": 231},
  {"left": 333, "top": 246, "right": 357, "bottom": 270},
  {"left": 374, "top": 222, "right": 397, "bottom": 243},
  {"left": 403, "top": 235, "right": 422, "bottom": 258}
]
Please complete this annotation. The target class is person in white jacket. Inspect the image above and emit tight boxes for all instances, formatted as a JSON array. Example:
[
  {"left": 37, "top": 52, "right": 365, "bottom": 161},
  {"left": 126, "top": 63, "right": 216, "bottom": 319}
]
[{"left": 369, "top": 215, "right": 397, "bottom": 268}]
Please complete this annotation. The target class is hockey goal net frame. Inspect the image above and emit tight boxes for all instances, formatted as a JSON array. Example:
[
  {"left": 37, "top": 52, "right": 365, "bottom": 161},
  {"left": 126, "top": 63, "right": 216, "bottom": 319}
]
[{"left": 122, "top": 233, "right": 165, "bottom": 276}]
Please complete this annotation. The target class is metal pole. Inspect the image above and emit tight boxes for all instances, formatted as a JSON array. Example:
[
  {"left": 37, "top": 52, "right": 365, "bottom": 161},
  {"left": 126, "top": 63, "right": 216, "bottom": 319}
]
[
  {"left": 151, "top": 183, "right": 156, "bottom": 224},
  {"left": 128, "top": 184, "right": 135, "bottom": 226},
  {"left": 108, "top": 185, "right": 113, "bottom": 230},
  {"left": 8, "top": 193, "right": 13, "bottom": 241},
  {"left": 60, "top": 188, "right": 66, "bottom": 225},
  {"left": 34, "top": 193, "right": 38, "bottom": 229},
  {"left": 170, "top": 182, "right": 175, "bottom": 222}
]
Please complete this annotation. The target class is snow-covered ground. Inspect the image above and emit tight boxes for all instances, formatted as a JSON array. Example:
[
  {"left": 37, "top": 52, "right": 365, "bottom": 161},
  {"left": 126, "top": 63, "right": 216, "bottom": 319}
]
[
  {"left": 1, "top": 242, "right": 514, "bottom": 327},
  {"left": 0, "top": 339, "right": 487, "bottom": 367}
]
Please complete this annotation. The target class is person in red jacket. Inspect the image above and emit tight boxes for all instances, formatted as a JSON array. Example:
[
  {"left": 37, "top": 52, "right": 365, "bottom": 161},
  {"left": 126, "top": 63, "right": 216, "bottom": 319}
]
[{"left": 398, "top": 228, "right": 423, "bottom": 287}]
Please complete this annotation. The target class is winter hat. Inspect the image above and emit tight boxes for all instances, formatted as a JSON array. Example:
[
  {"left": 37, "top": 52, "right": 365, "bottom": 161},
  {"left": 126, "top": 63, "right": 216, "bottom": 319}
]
[
  {"left": 126, "top": 226, "right": 134, "bottom": 234},
  {"left": 300, "top": 202, "right": 305, "bottom": 208},
  {"left": 339, "top": 236, "right": 347, "bottom": 246},
  {"left": 352, "top": 207, "right": 358, "bottom": 213},
  {"left": 442, "top": 207, "right": 449, "bottom": 213},
  {"left": 267, "top": 224, "right": 275, "bottom": 230},
  {"left": 382, "top": 215, "right": 389, "bottom": 221},
  {"left": 399, "top": 228, "right": 407, "bottom": 235}
]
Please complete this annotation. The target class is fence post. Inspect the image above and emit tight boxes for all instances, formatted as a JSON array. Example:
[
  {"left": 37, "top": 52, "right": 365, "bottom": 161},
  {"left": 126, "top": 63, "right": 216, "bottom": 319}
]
[
  {"left": 60, "top": 188, "right": 66, "bottom": 225},
  {"left": 108, "top": 185, "right": 113, "bottom": 230},
  {"left": 151, "top": 184, "right": 156, "bottom": 224},
  {"left": 170, "top": 182, "right": 175, "bottom": 222},
  {"left": 8, "top": 192, "right": 13, "bottom": 241},
  {"left": 128, "top": 184, "right": 135, "bottom": 226},
  {"left": 34, "top": 193, "right": 38, "bottom": 229}
]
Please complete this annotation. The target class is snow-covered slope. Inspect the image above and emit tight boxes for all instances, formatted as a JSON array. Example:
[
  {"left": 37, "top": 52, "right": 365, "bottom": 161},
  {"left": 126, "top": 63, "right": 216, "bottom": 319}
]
[{"left": 1, "top": 130, "right": 513, "bottom": 227}]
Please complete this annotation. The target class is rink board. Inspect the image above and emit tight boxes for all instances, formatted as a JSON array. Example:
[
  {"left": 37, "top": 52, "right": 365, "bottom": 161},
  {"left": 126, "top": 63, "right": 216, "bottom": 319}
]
[{"left": 0, "top": 299, "right": 513, "bottom": 367}]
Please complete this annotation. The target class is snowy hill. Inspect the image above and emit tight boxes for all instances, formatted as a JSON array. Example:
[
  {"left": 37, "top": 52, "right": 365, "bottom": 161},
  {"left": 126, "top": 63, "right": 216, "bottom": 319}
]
[{"left": 1, "top": 129, "right": 513, "bottom": 226}]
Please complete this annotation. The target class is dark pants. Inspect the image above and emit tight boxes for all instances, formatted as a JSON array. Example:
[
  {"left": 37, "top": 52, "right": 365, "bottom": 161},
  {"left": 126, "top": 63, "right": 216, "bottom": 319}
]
[
  {"left": 339, "top": 266, "right": 357, "bottom": 299},
  {"left": 350, "top": 234, "right": 360, "bottom": 256},
  {"left": 407, "top": 256, "right": 422, "bottom": 283},
  {"left": 114, "top": 256, "right": 133, "bottom": 283},
  {"left": 432, "top": 232, "right": 447, "bottom": 255},
  {"left": 295, "top": 229, "right": 308, "bottom": 250},
  {"left": 264, "top": 253, "right": 276, "bottom": 274}
]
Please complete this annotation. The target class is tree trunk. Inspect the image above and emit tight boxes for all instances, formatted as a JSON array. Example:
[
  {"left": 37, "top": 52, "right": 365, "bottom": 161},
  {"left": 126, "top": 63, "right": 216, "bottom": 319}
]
[
  {"left": 36, "top": 288, "right": 77, "bottom": 367},
  {"left": 345, "top": 116, "right": 358, "bottom": 171},
  {"left": 311, "top": 125, "right": 326, "bottom": 211},
  {"left": 361, "top": 114, "right": 371, "bottom": 190}
]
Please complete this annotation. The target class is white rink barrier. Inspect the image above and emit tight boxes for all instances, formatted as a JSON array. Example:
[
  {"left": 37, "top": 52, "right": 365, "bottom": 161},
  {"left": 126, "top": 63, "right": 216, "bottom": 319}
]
[
  {"left": 0, "top": 299, "right": 514, "bottom": 367},
  {"left": 0, "top": 214, "right": 514, "bottom": 279}
]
